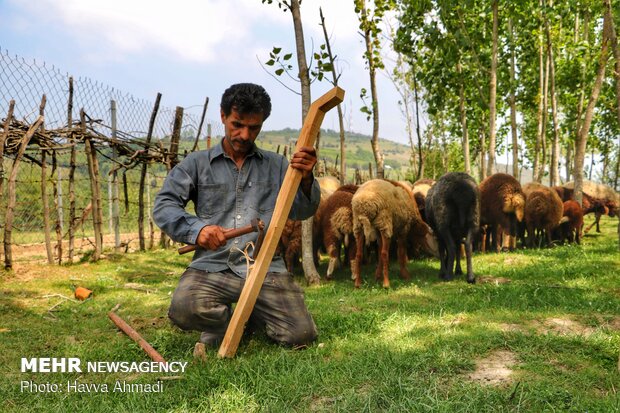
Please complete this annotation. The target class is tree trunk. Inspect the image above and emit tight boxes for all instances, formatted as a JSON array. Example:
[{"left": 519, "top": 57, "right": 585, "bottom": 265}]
[
  {"left": 486, "top": 0, "right": 498, "bottom": 177},
  {"left": 413, "top": 68, "right": 424, "bottom": 180},
  {"left": 360, "top": 0, "right": 385, "bottom": 180},
  {"left": 319, "top": 7, "right": 346, "bottom": 184},
  {"left": 508, "top": 18, "right": 519, "bottom": 178},
  {"left": 67, "top": 77, "right": 77, "bottom": 263},
  {"left": 546, "top": 4, "right": 561, "bottom": 187},
  {"left": 534, "top": 0, "right": 546, "bottom": 182},
  {"left": 479, "top": 126, "right": 486, "bottom": 182},
  {"left": 289, "top": 0, "right": 320, "bottom": 285},
  {"left": 607, "top": 0, "right": 620, "bottom": 189},
  {"left": 574, "top": 3, "right": 611, "bottom": 206}
]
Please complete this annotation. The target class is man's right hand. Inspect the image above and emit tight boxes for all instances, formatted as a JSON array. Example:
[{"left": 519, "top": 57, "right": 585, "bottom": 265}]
[{"left": 197, "top": 225, "right": 228, "bottom": 250}]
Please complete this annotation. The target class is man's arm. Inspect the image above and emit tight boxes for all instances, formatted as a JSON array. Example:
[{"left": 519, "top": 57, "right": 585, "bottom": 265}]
[{"left": 153, "top": 162, "right": 207, "bottom": 245}]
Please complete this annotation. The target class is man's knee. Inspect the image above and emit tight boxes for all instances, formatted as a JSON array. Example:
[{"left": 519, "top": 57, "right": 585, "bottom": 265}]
[
  {"left": 268, "top": 320, "right": 318, "bottom": 347},
  {"left": 168, "top": 290, "right": 230, "bottom": 332}
]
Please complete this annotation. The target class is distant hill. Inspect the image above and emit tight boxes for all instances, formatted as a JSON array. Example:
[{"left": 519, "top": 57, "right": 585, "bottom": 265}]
[{"left": 257, "top": 128, "right": 414, "bottom": 179}]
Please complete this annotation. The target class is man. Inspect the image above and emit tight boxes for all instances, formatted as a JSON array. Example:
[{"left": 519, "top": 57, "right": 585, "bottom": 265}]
[{"left": 154, "top": 83, "right": 320, "bottom": 348}]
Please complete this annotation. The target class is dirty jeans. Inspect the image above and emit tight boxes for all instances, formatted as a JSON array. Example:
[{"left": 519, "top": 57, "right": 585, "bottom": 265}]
[{"left": 168, "top": 268, "right": 318, "bottom": 347}]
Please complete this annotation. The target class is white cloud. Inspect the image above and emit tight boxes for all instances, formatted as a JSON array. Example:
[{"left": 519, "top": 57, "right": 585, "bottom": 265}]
[{"left": 13, "top": 0, "right": 291, "bottom": 63}]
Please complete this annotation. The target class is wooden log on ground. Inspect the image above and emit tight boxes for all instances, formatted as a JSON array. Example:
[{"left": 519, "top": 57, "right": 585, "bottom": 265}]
[{"left": 218, "top": 87, "right": 344, "bottom": 358}]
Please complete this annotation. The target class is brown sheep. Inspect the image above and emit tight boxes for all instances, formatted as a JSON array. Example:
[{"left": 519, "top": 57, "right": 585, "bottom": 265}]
[
  {"left": 557, "top": 200, "right": 584, "bottom": 244},
  {"left": 562, "top": 181, "right": 619, "bottom": 233},
  {"left": 479, "top": 173, "right": 525, "bottom": 252},
  {"left": 317, "top": 184, "right": 359, "bottom": 280},
  {"left": 412, "top": 178, "right": 436, "bottom": 223},
  {"left": 524, "top": 185, "right": 565, "bottom": 248},
  {"left": 278, "top": 219, "right": 302, "bottom": 272},
  {"left": 351, "top": 179, "right": 437, "bottom": 288}
]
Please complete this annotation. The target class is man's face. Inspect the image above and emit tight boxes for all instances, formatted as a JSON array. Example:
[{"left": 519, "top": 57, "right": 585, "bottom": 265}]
[{"left": 221, "top": 107, "right": 264, "bottom": 157}]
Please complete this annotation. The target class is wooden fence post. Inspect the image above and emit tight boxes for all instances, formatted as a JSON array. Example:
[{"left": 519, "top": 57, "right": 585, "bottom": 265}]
[
  {"left": 110, "top": 100, "right": 121, "bottom": 251},
  {"left": 138, "top": 93, "right": 161, "bottom": 251},
  {"left": 0, "top": 100, "right": 15, "bottom": 263},
  {"left": 82, "top": 109, "right": 103, "bottom": 261},
  {"left": 191, "top": 96, "right": 209, "bottom": 153},
  {"left": 67, "top": 77, "right": 77, "bottom": 263},
  {"left": 4, "top": 111, "right": 44, "bottom": 269}
]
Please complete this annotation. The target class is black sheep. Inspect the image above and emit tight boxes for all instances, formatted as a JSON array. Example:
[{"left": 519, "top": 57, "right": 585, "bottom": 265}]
[{"left": 425, "top": 172, "right": 480, "bottom": 283}]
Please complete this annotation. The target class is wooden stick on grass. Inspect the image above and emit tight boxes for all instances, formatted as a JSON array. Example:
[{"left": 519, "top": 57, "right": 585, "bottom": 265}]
[
  {"left": 218, "top": 87, "right": 345, "bottom": 358},
  {"left": 108, "top": 310, "right": 166, "bottom": 364}
]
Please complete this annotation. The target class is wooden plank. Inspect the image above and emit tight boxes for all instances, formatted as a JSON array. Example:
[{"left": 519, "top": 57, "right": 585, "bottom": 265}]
[{"left": 218, "top": 86, "right": 345, "bottom": 358}]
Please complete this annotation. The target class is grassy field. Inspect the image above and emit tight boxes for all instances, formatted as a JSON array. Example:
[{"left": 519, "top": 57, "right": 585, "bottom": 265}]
[{"left": 1, "top": 216, "right": 619, "bottom": 412}]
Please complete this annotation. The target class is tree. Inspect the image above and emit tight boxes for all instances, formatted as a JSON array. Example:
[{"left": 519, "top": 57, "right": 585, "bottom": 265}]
[
  {"left": 355, "top": 0, "right": 394, "bottom": 179},
  {"left": 262, "top": 0, "right": 321, "bottom": 285},
  {"left": 318, "top": 7, "right": 347, "bottom": 184},
  {"left": 573, "top": 0, "right": 611, "bottom": 206}
]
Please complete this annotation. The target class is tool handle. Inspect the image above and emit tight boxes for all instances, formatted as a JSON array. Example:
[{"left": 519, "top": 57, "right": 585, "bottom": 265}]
[{"left": 177, "top": 224, "right": 258, "bottom": 255}]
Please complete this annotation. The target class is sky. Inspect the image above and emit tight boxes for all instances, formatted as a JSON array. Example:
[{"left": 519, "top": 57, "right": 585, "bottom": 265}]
[{"left": 0, "top": 0, "right": 413, "bottom": 145}]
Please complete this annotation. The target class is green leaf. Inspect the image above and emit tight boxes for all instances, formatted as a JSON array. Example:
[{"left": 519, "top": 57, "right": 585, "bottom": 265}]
[
  {"left": 272, "top": 47, "right": 282, "bottom": 54},
  {"left": 275, "top": 68, "right": 284, "bottom": 76},
  {"left": 266, "top": 59, "right": 275, "bottom": 66},
  {"left": 283, "top": 53, "right": 293, "bottom": 61}
]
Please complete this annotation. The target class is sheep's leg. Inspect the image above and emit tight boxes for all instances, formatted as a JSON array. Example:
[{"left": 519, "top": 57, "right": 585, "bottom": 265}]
[
  {"left": 380, "top": 233, "right": 391, "bottom": 288},
  {"left": 493, "top": 226, "right": 502, "bottom": 253},
  {"left": 480, "top": 226, "right": 487, "bottom": 253},
  {"left": 441, "top": 229, "right": 457, "bottom": 281},
  {"left": 375, "top": 236, "right": 383, "bottom": 282},
  {"left": 326, "top": 244, "right": 338, "bottom": 280},
  {"left": 575, "top": 228, "right": 581, "bottom": 245},
  {"left": 455, "top": 243, "right": 464, "bottom": 276},
  {"left": 595, "top": 212, "right": 602, "bottom": 233},
  {"left": 396, "top": 234, "right": 410, "bottom": 281},
  {"left": 347, "top": 239, "right": 357, "bottom": 280},
  {"left": 526, "top": 223, "right": 535, "bottom": 248},
  {"left": 465, "top": 230, "right": 475, "bottom": 284},
  {"left": 436, "top": 236, "right": 449, "bottom": 280},
  {"left": 353, "top": 230, "right": 365, "bottom": 288}
]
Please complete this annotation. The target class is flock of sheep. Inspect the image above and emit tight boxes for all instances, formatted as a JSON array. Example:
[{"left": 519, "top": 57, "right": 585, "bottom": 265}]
[{"left": 278, "top": 172, "right": 620, "bottom": 288}]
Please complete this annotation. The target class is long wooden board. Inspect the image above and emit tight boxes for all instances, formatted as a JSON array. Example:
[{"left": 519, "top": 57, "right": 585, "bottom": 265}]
[{"left": 218, "top": 87, "right": 345, "bottom": 358}]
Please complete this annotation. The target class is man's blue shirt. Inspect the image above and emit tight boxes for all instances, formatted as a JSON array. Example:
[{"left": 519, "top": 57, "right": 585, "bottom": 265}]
[{"left": 153, "top": 139, "right": 320, "bottom": 277}]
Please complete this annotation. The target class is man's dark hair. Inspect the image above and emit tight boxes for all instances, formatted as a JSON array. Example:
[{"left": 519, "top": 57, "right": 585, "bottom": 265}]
[{"left": 220, "top": 83, "right": 272, "bottom": 120}]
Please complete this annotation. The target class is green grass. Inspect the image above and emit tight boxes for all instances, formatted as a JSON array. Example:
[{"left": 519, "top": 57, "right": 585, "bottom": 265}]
[{"left": 1, "top": 216, "right": 619, "bottom": 412}]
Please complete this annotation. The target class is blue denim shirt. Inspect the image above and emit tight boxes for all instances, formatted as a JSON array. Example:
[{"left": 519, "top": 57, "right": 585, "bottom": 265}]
[{"left": 153, "top": 139, "right": 320, "bottom": 277}]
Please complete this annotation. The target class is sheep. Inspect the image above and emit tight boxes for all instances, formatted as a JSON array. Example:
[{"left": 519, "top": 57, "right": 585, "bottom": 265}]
[
  {"left": 351, "top": 179, "right": 437, "bottom": 288},
  {"left": 562, "top": 181, "right": 619, "bottom": 233},
  {"left": 278, "top": 219, "right": 302, "bottom": 272},
  {"left": 555, "top": 200, "right": 584, "bottom": 244},
  {"left": 425, "top": 172, "right": 480, "bottom": 283},
  {"left": 412, "top": 178, "right": 436, "bottom": 223},
  {"left": 479, "top": 173, "right": 526, "bottom": 252},
  {"left": 524, "top": 185, "right": 565, "bottom": 248},
  {"left": 316, "top": 184, "right": 359, "bottom": 280},
  {"left": 317, "top": 175, "right": 341, "bottom": 199}
]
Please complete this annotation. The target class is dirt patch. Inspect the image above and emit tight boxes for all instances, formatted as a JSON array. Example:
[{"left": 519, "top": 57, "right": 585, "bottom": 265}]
[
  {"left": 498, "top": 323, "right": 529, "bottom": 334},
  {"left": 467, "top": 350, "right": 517, "bottom": 386},
  {"left": 535, "top": 317, "right": 596, "bottom": 336},
  {"left": 477, "top": 276, "right": 512, "bottom": 285}
]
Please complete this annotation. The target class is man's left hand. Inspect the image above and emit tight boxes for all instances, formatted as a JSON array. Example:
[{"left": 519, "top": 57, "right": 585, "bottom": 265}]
[{"left": 290, "top": 146, "right": 317, "bottom": 180}]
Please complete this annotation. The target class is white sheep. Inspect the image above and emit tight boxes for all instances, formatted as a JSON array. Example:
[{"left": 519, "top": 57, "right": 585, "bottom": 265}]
[{"left": 351, "top": 179, "right": 437, "bottom": 288}]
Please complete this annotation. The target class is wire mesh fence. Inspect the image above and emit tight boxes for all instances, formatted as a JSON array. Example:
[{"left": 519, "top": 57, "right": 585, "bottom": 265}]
[{"left": 1, "top": 47, "right": 224, "bottom": 264}]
